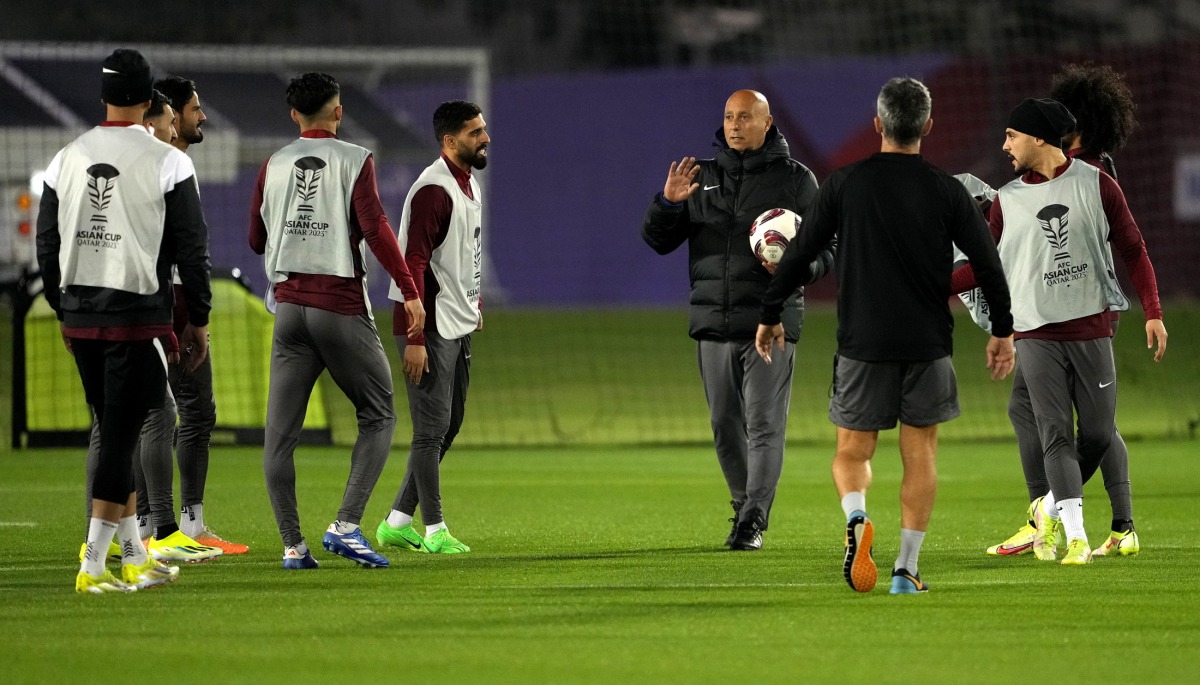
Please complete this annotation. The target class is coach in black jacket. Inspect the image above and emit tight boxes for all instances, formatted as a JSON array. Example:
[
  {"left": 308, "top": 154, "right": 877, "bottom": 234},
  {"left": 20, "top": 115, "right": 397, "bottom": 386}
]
[{"left": 642, "top": 89, "right": 834, "bottom": 551}]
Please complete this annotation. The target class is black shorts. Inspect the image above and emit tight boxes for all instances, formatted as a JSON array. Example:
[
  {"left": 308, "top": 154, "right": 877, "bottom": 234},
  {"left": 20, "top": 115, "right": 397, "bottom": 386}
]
[{"left": 828, "top": 355, "right": 960, "bottom": 431}]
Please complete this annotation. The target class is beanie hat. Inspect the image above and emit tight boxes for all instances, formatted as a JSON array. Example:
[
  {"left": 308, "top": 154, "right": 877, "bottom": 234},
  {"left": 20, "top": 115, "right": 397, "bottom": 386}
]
[
  {"left": 1007, "top": 98, "right": 1076, "bottom": 143},
  {"left": 101, "top": 49, "right": 154, "bottom": 106}
]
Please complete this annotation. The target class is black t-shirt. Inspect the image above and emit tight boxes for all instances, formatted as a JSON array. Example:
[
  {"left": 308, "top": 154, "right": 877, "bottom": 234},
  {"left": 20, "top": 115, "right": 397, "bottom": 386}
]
[{"left": 763, "top": 152, "right": 1012, "bottom": 361}]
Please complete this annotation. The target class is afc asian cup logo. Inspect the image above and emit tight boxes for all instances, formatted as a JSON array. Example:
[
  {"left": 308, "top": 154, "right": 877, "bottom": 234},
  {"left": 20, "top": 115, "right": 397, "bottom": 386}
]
[
  {"left": 293, "top": 156, "right": 326, "bottom": 213},
  {"left": 86, "top": 163, "right": 120, "bottom": 223},
  {"left": 1036, "top": 204, "right": 1070, "bottom": 263}
]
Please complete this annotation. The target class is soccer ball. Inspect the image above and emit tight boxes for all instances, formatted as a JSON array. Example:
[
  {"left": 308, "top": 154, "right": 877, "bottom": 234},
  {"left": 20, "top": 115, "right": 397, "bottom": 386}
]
[{"left": 749, "top": 208, "right": 800, "bottom": 265}]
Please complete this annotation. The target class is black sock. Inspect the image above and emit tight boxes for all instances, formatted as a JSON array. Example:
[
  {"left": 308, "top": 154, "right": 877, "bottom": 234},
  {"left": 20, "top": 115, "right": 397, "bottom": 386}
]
[
  {"left": 1112, "top": 519, "right": 1135, "bottom": 533},
  {"left": 156, "top": 522, "right": 179, "bottom": 539}
]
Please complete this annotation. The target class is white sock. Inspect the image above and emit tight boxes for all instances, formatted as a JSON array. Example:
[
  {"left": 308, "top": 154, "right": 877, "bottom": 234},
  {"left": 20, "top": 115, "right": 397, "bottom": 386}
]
[
  {"left": 1057, "top": 498, "right": 1087, "bottom": 543},
  {"left": 117, "top": 516, "right": 149, "bottom": 566},
  {"left": 895, "top": 528, "right": 926, "bottom": 574},
  {"left": 386, "top": 510, "right": 413, "bottom": 528},
  {"left": 82, "top": 518, "right": 118, "bottom": 577},
  {"left": 1042, "top": 490, "right": 1060, "bottom": 520},
  {"left": 136, "top": 514, "right": 152, "bottom": 541},
  {"left": 425, "top": 521, "right": 447, "bottom": 538},
  {"left": 180, "top": 504, "right": 204, "bottom": 538},
  {"left": 333, "top": 520, "right": 359, "bottom": 535},
  {"left": 840, "top": 492, "right": 867, "bottom": 521}
]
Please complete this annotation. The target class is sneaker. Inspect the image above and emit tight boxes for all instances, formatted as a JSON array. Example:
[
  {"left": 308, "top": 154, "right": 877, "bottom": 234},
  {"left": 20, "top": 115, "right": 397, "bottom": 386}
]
[
  {"left": 843, "top": 514, "right": 877, "bottom": 592},
  {"left": 192, "top": 527, "right": 250, "bottom": 555},
  {"left": 729, "top": 509, "right": 764, "bottom": 551},
  {"left": 121, "top": 558, "right": 180, "bottom": 590},
  {"left": 422, "top": 528, "right": 471, "bottom": 554},
  {"left": 724, "top": 500, "right": 743, "bottom": 547},
  {"left": 1032, "top": 497, "right": 1062, "bottom": 562},
  {"left": 75, "top": 569, "right": 136, "bottom": 594},
  {"left": 148, "top": 530, "right": 224, "bottom": 563},
  {"left": 78, "top": 540, "right": 122, "bottom": 563},
  {"left": 889, "top": 568, "right": 929, "bottom": 594},
  {"left": 1092, "top": 529, "right": 1140, "bottom": 557},
  {"left": 376, "top": 520, "right": 426, "bottom": 553},
  {"left": 322, "top": 525, "right": 390, "bottom": 567},
  {"left": 282, "top": 545, "right": 319, "bottom": 570},
  {"left": 1060, "top": 538, "right": 1093, "bottom": 565}
]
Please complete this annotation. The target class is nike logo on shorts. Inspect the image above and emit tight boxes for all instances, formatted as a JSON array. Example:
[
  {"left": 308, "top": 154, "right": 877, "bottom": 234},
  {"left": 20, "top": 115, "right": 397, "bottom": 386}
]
[
  {"left": 703, "top": 184, "right": 719, "bottom": 190},
  {"left": 1099, "top": 381, "right": 1115, "bottom": 388}
]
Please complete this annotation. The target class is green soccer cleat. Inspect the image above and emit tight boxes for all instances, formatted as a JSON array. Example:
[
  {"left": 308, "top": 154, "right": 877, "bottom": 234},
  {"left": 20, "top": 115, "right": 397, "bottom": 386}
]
[
  {"left": 1032, "top": 497, "right": 1062, "bottom": 562},
  {"left": 121, "top": 558, "right": 180, "bottom": 590},
  {"left": 1060, "top": 538, "right": 1093, "bottom": 565},
  {"left": 75, "top": 570, "right": 136, "bottom": 594},
  {"left": 1092, "top": 529, "right": 1140, "bottom": 557},
  {"left": 423, "top": 528, "right": 471, "bottom": 554},
  {"left": 148, "top": 530, "right": 223, "bottom": 563},
  {"left": 79, "top": 540, "right": 122, "bottom": 563},
  {"left": 375, "top": 521, "right": 426, "bottom": 553}
]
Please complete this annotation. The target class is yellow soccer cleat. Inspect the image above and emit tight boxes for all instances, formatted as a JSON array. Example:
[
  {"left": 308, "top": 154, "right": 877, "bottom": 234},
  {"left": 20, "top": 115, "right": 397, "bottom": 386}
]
[
  {"left": 1059, "top": 538, "right": 1093, "bottom": 565},
  {"left": 1092, "top": 530, "right": 1140, "bottom": 557},
  {"left": 121, "top": 558, "right": 180, "bottom": 590},
  {"left": 76, "top": 570, "right": 136, "bottom": 594},
  {"left": 1032, "top": 497, "right": 1062, "bottom": 562},
  {"left": 148, "top": 530, "right": 223, "bottom": 563},
  {"left": 986, "top": 523, "right": 1036, "bottom": 556}
]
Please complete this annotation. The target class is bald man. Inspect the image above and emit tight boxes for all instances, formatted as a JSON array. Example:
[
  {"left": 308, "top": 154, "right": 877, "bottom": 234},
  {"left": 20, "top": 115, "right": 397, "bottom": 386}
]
[{"left": 642, "top": 89, "right": 834, "bottom": 550}]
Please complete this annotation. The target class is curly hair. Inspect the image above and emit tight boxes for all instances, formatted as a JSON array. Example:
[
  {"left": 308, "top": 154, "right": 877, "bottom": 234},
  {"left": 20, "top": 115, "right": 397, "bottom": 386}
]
[{"left": 1049, "top": 63, "right": 1137, "bottom": 155}]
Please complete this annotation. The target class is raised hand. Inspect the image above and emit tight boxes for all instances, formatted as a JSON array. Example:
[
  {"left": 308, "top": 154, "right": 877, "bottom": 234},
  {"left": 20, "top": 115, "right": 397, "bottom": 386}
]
[{"left": 663, "top": 157, "right": 701, "bottom": 204}]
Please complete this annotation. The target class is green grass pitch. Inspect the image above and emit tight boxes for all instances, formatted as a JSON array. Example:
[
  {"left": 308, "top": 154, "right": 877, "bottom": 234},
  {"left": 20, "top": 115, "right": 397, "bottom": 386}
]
[{"left": 2, "top": 439, "right": 1198, "bottom": 684}]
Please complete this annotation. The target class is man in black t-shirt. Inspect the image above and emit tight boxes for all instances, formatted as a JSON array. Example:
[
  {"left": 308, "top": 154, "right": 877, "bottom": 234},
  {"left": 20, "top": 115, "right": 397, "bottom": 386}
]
[{"left": 756, "top": 77, "right": 1014, "bottom": 594}]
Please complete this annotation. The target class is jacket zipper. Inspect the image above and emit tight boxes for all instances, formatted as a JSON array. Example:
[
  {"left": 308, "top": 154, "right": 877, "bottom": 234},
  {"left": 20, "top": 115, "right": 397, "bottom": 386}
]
[{"left": 725, "top": 158, "right": 744, "bottom": 335}]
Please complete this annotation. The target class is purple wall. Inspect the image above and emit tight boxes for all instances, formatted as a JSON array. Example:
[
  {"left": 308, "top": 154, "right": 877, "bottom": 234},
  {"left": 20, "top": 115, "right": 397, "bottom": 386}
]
[{"left": 204, "top": 55, "right": 962, "bottom": 307}]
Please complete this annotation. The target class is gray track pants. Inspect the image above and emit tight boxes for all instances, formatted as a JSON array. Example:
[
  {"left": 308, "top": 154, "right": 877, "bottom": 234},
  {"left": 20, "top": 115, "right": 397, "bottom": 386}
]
[
  {"left": 263, "top": 303, "right": 396, "bottom": 547},
  {"left": 1009, "top": 363, "right": 1132, "bottom": 520},
  {"left": 697, "top": 339, "right": 795, "bottom": 528},
  {"left": 170, "top": 344, "right": 216, "bottom": 509},
  {"left": 1015, "top": 338, "right": 1117, "bottom": 502},
  {"left": 85, "top": 390, "right": 177, "bottom": 532},
  {"left": 390, "top": 329, "right": 471, "bottom": 526}
]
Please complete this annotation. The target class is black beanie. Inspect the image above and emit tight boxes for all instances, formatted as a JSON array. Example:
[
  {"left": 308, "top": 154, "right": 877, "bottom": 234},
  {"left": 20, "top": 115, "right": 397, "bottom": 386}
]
[
  {"left": 101, "top": 48, "right": 154, "bottom": 106},
  {"left": 1007, "top": 98, "right": 1076, "bottom": 143}
]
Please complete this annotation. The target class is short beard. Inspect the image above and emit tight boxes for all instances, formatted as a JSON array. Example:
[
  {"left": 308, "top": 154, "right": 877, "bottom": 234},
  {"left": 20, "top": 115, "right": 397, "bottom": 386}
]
[
  {"left": 469, "top": 152, "right": 487, "bottom": 170},
  {"left": 183, "top": 127, "right": 204, "bottom": 145}
]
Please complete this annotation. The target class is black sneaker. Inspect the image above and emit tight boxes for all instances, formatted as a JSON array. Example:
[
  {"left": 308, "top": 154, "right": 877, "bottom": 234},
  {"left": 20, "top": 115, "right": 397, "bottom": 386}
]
[
  {"left": 729, "top": 509, "right": 764, "bottom": 551},
  {"left": 724, "top": 500, "right": 744, "bottom": 547}
]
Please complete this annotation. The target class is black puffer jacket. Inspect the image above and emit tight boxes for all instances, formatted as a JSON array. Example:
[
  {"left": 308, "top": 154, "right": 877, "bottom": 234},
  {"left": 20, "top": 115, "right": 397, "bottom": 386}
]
[{"left": 642, "top": 126, "right": 833, "bottom": 342}]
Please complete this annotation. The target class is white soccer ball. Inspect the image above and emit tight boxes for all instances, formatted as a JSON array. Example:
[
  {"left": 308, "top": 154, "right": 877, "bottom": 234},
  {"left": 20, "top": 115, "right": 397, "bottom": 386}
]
[{"left": 748, "top": 207, "right": 800, "bottom": 265}]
